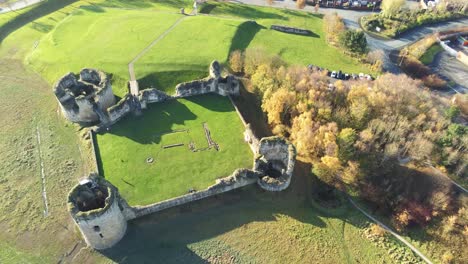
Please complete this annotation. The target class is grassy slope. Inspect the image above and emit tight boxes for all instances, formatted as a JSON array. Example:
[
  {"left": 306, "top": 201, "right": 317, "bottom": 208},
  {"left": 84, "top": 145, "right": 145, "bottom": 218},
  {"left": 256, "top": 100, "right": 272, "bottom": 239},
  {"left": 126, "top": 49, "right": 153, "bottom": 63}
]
[
  {"left": 137, "top": 3, "right": 372, "bottom": 94},
  {"left": 136, "top": 16, "right": 244, "bottom": 94},
  {"left": 203, "top": 2, "right": 371, "bottom": 73},
  {"left": 102, "top": 185, "right": 410, "bottom": 263},
  {"left": 419, "top": 44, "right": 443, "bottom": 65},
  {"left": 27, "top": 8, "right": 182, "bottom": 96},
  {"left": 0, "top": 59, "right": 88, "bottom": 263},
  {"left": 97, "top": 94, "right": 253, "bottom": 205}
]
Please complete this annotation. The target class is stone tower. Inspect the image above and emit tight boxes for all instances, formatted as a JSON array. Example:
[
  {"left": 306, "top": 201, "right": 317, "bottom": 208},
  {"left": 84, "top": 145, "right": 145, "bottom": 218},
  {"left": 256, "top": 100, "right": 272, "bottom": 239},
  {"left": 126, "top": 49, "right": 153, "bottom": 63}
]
[
  {"left": 68, "top": 176, "right": 127, "bottom": 250},
  {"left": 54, "top": 69, "right": 115, "bottom": 124}
]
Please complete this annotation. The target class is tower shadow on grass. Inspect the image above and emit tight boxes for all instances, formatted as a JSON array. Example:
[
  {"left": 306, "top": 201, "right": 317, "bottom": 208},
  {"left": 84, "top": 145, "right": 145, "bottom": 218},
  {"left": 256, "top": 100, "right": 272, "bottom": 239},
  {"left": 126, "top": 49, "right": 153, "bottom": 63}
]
[{"left": 228, "top": 20, "right": 265, "bottom": 54}]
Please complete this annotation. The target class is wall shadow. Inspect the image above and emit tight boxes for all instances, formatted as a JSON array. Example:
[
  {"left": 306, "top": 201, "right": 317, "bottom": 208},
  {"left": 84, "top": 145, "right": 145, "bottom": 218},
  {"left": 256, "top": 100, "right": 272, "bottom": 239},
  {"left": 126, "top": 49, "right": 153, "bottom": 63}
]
[
  {"left": 100, "top": 99, "right": 197, "bottom": 145},
  {"left": 228, "top": 20, "right": 265, "bottom": 54},
  {"left": 0, "top": 0, "right": 79, "bottom": 43},
  {"left": 100, "top": 159, "right": 366, "bottom": 262},
  {"left": 184, "top": 94, "right": 235, "bottom": 113}
]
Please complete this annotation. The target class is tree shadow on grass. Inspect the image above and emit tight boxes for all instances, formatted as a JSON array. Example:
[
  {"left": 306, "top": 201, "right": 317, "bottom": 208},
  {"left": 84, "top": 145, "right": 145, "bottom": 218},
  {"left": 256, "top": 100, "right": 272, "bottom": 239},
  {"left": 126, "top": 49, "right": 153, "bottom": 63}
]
[
  {"left": 100, "top": 160, "right": 368, "bottom": 262},
  {"left": 0, "top": 0, "right": 79, "bottom": 43},
  {"left": 228, "top": 20, "right": 265, "bottom": 54}
]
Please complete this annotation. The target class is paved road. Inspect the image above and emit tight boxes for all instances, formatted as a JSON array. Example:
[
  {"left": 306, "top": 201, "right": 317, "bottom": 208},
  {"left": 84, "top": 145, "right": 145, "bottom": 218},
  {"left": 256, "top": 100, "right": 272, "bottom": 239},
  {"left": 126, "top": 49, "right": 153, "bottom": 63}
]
[
  {"left": 429, "top": 51, "right": 468, "bottom": 94},
  {"left": 348, "top": 197, "right": 434, "bottom": 264},
  {"left": 0, "top": 0, "right": 44, "bottom": 14}
]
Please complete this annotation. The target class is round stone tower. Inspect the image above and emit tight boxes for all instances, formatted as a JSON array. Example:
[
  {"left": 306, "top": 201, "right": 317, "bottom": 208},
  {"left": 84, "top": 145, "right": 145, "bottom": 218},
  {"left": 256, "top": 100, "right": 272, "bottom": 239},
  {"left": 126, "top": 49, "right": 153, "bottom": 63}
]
[
  {"left": 53, "top": 68, "right": 115, "bottom": 124},
  {"left": 254, "top": 136, "right": 297, "bottom": 191},
  {"left": 68, "top": 176, "right": 127, "bottom": 250}
]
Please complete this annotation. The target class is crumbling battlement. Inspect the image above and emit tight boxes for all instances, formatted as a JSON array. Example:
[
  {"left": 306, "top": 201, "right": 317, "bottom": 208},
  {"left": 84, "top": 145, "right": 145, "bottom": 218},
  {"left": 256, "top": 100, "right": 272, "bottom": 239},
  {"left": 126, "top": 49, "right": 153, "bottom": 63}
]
[
  {"left": 54, "top": 69, "right": 115, "bottom": 124},
  {"left": 254, "top": 136, "right": 296, "bottom": 191},
  {"left": 68, "top": 176, "right": 127, "bottom": 250},
  {"left": 175, "top": 61, "right": 240, "bottom": 97},
  {"left": 138, "top": 88, "right": 171, "bottom": 109}
]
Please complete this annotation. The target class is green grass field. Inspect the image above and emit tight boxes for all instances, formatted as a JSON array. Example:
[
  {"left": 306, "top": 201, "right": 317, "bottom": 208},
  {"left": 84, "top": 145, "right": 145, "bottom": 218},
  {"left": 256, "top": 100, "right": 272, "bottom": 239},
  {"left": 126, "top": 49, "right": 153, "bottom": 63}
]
[
  {"left": 96, "top": 94, "right": 253, "bottom": 205},
  {"left": 0, "top": 0, "right": 372, "bottom": 97},
  {"left": 101, "top": 184, "right": 417, "bottom": 263},
  {"left": 0, "top": 0, "right": 386, "bottom": 262}
]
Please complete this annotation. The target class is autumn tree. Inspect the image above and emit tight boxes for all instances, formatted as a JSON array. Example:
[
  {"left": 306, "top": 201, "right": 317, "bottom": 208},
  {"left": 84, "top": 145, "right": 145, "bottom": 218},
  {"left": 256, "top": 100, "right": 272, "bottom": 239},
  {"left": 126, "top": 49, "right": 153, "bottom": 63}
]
[
  {"left": 337, "top": 128, "right": 357, "bottom": 162},
  {"left": 229, "top": 50, "right": 244, "bottom": 74},
  {"left": 262, "top": 88, "right": 297, "bottom": 128},
  {"left": 381, "top": 0, "right": 406, "bottom": 18},
  {"left": 323, "top": 13, "right": 345, "bottom": 45},
  {"left": 296, "top": 0, "right": 306, "bottom": 9}
]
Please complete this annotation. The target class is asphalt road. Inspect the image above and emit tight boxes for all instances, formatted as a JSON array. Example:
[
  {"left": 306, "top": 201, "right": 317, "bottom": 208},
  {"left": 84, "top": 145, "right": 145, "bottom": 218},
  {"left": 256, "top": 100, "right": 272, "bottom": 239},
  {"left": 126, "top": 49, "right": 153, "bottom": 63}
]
[{"left": 429, "top": 51, "right": 468, "bottom": 94}]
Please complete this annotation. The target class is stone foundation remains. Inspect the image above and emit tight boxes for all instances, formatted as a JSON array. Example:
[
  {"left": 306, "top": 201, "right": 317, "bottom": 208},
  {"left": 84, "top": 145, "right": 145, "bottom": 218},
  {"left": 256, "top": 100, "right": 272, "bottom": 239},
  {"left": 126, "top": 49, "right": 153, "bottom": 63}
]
[{"left": 54, "top": 69, "right": 115, "bottom": 124}]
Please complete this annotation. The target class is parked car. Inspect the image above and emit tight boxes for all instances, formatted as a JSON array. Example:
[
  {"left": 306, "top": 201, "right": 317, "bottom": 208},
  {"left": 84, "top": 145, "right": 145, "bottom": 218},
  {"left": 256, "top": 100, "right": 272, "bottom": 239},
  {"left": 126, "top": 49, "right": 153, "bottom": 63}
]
[
  {"left": 331, "top": 71, "right": 337, "bottom": 78},
  {"left": 365, "top": 74, "right": 373, "bottom": 80},
  {"left": 351, "top": 73, "right": 358, "bottom": 79},
  {"left": 337, "top": 70, "right": 343, "bottom": 79},
  {"left": 345, "top": 73, "right": 350, "bottom": 80},
  {"left": 359, "top": 73, "right": 365, "bottom": 79}
]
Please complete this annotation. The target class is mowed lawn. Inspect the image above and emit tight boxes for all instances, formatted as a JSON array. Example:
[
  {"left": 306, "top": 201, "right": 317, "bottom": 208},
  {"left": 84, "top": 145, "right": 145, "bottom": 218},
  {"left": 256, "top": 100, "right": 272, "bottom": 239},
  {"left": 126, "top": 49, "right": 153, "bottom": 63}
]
[
  {"left": 136, "top": 3, "right": 372, "bottom": 94},
  {"left": 26, "top": 7, "right": 182, "bottom": 96},
  {"left": 136, "top": 16, "right": 244, "bottom": 94},
  {"left": 96, "top": 94, "right": 253, "bottom": 206}
]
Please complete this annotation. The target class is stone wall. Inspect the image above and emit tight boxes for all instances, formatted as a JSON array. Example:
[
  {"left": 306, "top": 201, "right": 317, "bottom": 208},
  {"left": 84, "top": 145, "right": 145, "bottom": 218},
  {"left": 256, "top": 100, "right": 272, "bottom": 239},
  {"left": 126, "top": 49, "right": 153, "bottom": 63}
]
[
  {"left": 129, "top": 169, "right": 259, "bottom": 220},
  {"left": 138, "top": 88, "right": 171, "bottom": 109},
  {"left": 270, "top": 25, "right": 312, "bottom": 35},
  {"left": 107, "top": 95, "right": 133, "bottom": 124},
  {"left": 175, "top": 61, "right": 240, "bottom": 97}
]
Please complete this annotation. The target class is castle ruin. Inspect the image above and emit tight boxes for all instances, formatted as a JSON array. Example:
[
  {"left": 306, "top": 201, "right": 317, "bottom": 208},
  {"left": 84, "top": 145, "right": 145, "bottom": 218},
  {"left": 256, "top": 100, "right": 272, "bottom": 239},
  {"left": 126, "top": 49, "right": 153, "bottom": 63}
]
[
  {"left": 59, "top": 61, "right": 296, "bottom": 250},
  {"left": 54, "top": 69, "right": 115, "bottom": 124}
]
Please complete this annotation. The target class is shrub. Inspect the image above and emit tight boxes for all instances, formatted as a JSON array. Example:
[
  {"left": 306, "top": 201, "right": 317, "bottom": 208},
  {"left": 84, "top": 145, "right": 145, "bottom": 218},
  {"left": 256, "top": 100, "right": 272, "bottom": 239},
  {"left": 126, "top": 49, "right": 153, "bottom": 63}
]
[
  {"left": 401, "top": 56, "right": 431, "bottom": 78},
  {"left": 339, "top": 30, "right": 368, "bottom": 55},
  {"left": 324, "top": 13, "right": 345, "bottom": 46},
  {"left": 296, "top": 0, "right": 306, "bottom": 9},
  {"left": 229, "top": 50, "right": 244, "bottom": 74},
  {"left": 369, "top": 223, "right": 387, "bottom": 237},
  {"left": 422, "top": 74, "right": 447, "bottom": 89}
]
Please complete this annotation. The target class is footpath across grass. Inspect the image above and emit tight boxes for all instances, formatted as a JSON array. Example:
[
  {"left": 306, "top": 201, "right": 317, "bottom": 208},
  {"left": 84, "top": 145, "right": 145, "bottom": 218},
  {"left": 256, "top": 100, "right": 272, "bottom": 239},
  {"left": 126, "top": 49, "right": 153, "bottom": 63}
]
[{"left": 96, "top": 94, "right": 253, "bottom": 206}]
